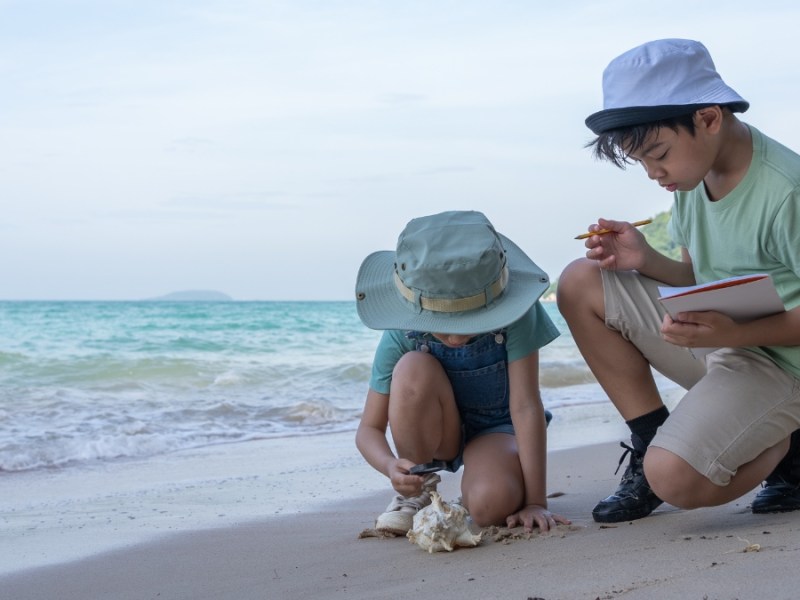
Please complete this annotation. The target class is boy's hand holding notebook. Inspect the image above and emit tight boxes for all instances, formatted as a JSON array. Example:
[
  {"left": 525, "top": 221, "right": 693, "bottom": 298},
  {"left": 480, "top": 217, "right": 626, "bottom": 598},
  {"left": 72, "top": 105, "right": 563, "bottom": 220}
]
[{"left": 658, "top": 274, "right": 786, "bottom": 358}]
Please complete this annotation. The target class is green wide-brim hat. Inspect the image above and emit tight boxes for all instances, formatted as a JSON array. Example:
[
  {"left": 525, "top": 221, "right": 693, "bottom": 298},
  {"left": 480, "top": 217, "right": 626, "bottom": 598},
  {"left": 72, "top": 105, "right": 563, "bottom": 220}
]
[{"left": 355, "top": 211, "right": 550, "bottom": 335}]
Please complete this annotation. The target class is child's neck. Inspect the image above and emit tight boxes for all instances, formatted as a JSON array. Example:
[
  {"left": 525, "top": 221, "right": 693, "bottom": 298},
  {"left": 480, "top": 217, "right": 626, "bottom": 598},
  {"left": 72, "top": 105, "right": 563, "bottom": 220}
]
[{"left": 704, "top": 118, "right": 752, "bottom": 202}]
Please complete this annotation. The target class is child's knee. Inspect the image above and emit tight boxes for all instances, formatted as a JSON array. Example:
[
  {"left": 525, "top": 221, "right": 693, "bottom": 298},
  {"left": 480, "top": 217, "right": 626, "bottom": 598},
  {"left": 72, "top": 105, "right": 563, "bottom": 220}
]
[
  {"left": 464, "top": 491, "right": 504, "bottom": 527},
  {"left": 393, "top": 351, "right": 440, "bottom": 382},
  {"left": 390, "top": 352, "right": 446, "bottom": 405},
  {"left": 463, "top": 479, "right": 518, "bottom": 527},
  {"left": 556, "top": 258, "right": 600, "bottom": 309},
  {"left": 644, "top": 448, "right": 706, "bottom": 508}
]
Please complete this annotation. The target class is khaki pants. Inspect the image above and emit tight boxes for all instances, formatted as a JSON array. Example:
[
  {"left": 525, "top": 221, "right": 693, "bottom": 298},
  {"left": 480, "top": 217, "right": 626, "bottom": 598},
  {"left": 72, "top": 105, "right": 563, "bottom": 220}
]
[{"left": 602, "top": 269, "right": 800, "bottom": 485}]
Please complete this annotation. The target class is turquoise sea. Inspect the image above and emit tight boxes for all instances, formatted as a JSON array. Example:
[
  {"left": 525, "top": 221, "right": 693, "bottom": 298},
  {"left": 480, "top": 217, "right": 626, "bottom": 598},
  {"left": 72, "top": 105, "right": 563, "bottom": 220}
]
[{"left": 0, "top": 301, "right": 605, "bottom": 473}]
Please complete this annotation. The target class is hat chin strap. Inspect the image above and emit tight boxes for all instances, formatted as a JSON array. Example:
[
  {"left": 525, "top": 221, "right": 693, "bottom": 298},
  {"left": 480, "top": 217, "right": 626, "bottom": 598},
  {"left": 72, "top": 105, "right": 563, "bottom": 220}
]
[{"left": 393, "top": 267, "right": 509, "bottom": 313}]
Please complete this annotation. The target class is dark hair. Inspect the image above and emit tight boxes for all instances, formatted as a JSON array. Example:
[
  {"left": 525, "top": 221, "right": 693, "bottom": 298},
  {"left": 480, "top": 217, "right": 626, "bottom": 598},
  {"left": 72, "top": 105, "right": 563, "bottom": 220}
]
[{"left": 587, "top": 112, "right": 698, "bottom": 168}]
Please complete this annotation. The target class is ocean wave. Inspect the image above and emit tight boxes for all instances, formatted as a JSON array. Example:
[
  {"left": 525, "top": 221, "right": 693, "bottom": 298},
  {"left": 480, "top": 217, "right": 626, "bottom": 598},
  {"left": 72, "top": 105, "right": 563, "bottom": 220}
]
[
  {"left": 1, "top": 353, "right": 375, "bottom": 390},
  {"left": 0, "top": 396, "right": 363, "bottom": 473},
  {"left": 539, "top": 361, "right": 597, "bottom": 388},
  {"left": 0, "top": 300, "right": 604, "bottom": 474},
  {"left": 0, "top": 355, "right": 599, "bottom": 473}
]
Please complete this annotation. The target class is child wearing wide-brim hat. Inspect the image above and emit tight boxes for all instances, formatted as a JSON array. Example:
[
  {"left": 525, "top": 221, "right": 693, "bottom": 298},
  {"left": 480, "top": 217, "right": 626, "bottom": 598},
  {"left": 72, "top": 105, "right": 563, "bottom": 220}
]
[
  {"left": 559, "top": 38, "right": 800, "bottom": 525},
  {"left": 354, "top": 210, "right": 569, "bottom": 534}
]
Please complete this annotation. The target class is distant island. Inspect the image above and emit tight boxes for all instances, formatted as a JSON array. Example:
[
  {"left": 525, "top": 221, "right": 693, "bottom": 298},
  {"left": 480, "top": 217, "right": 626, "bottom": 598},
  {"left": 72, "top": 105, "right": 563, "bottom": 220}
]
[{"left": 144, "top": 290, "right": 233, "bottom": 301}]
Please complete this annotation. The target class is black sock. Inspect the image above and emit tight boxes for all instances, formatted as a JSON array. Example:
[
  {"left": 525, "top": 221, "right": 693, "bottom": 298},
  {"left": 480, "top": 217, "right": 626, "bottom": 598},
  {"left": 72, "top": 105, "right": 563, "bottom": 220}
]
[
  {"left": 790, "top": 428, "right": 800, "bottom": 455},
  {"left": 767, "top": 428, "right": 800, "bottom": 482},
  {"left": 780, "top": 428, "right": 800, "bottom": 469},
  {"left": 626, "top": 406, "right": 669, "bottom": 452}
]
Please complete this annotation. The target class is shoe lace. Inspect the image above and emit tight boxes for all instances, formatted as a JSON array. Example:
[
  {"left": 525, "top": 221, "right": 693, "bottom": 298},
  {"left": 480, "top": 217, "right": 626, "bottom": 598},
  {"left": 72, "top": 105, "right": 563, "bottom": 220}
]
[
  {"left": 422, "top": 473, "right": 441, "bottom": 491},
  {"left": 391, "top": 473, "right": 441, "bottom": 511},
  {"left": 393, "top": 493, "right": 431, "bottom": 511},
  {"left": 613, "top": 441, "right": 643, "bottom": 477}
]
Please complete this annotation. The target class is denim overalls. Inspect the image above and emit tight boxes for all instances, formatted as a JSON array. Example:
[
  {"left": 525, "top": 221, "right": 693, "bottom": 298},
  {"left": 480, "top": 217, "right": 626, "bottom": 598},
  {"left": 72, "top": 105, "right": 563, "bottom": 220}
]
[{"left": 406, "top": 330, "right": 514, "bottom": 448}]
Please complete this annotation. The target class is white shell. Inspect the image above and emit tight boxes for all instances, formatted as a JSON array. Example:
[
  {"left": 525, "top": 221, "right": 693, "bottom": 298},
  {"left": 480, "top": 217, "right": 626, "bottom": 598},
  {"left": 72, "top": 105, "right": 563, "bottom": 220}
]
[{"left": 407, "top": 491, "right": 482, "bottom": 553}]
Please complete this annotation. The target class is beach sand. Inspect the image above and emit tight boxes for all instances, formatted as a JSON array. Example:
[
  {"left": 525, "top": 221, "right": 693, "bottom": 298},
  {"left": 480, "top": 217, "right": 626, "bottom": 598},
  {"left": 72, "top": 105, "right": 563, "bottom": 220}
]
[{"left": 3, "top": 405, "right": 800, "bottom": 600}]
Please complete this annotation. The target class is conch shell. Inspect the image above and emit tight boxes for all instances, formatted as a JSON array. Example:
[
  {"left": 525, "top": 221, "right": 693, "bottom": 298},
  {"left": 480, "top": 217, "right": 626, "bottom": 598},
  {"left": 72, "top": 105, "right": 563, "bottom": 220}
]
[{"left": 407, "top": 491, "right": 483, "bottom": 553}]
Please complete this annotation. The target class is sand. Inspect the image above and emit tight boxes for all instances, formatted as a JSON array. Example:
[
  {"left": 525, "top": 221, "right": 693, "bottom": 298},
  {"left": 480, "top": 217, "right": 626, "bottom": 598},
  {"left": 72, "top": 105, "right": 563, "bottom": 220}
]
[{"left": 3, "top": 429, "right": 800, "bottom": 599}]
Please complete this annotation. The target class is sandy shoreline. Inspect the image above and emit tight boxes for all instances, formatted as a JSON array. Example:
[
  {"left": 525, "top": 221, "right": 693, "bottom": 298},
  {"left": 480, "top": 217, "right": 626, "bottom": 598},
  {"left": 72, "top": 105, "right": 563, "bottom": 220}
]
[
  {"left": 4, "top": 438, "right": 800, "bottom": 599},
  {"left": 0, "top": 400, "right": 632, "bottom": 576}
]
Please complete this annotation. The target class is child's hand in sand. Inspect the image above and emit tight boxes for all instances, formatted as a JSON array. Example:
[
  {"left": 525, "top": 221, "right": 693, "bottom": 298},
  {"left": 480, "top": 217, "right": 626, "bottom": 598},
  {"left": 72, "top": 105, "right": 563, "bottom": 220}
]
[{"left": 505, "top": 504, "right": 571, "bottom": 533}]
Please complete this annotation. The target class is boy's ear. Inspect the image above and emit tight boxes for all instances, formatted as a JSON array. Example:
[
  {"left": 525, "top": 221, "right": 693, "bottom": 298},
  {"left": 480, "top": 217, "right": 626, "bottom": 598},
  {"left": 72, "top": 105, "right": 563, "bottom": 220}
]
[{"left": 694, "top": 106, "right": 724, "bottom": 134}]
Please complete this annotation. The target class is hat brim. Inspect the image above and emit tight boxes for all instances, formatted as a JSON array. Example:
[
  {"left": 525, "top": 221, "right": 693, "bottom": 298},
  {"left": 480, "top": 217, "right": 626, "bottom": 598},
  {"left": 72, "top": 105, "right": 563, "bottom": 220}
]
[
  {"left": 355, "top": 234, "right": 549, "bottom": 335},
  {"left": 585, "top": 101, "right": 749, "bottom": 135}
]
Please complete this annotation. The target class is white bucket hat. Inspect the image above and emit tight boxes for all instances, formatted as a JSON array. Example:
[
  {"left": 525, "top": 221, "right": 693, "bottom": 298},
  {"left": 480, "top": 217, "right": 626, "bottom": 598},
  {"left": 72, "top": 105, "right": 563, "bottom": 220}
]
[
  {"left": 355, "top": 211, "right": 550, "bottom": 334},
  {"left": 586, "top": 38, "right": 748, "bottom": 135}
]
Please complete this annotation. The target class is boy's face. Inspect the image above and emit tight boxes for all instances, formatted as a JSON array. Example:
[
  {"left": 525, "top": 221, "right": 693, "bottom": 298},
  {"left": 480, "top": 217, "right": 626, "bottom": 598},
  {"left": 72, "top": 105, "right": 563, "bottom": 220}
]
[{"left": 626, "top": 119, "right": 715, "bottom": 193}]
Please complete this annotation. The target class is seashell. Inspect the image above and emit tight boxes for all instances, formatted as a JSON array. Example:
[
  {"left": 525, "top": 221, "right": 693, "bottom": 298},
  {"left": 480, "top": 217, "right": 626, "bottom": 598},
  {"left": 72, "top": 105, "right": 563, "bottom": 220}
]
[{"left": 407, "top": 491, "right": 482, "bottom": 553}]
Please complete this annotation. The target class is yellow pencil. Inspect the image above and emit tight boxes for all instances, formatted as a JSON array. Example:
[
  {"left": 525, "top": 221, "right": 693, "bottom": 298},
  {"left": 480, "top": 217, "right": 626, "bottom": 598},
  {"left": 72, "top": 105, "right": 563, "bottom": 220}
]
[{"left": 574, "top": 218, "right": 653, "bottom": 240}]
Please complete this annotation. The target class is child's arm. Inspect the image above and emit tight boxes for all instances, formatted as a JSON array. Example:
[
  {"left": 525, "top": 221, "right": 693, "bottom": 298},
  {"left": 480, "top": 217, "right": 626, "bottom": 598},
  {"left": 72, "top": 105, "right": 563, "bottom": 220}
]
[
  {"left": 506, "top": 352, "right": 570, "bottom": 532},
  {"left": 355, "top": 388, "right": 422, "bottom": 497}
]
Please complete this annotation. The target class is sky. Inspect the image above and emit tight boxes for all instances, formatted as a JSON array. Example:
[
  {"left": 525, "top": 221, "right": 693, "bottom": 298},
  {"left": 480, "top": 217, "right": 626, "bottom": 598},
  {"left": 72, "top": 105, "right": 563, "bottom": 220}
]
[{"left": 2, "top": 0, "right": 799, "bottom": 300}]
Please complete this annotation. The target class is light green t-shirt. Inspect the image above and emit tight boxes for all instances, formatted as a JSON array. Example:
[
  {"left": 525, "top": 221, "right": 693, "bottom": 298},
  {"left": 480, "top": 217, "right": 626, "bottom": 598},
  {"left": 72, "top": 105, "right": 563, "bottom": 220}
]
[
  {"left": 669, "top": 125, "right": 800, "bottom": 378},
  {"left": 368, "top": 301, "right": 560, "bottom": 395}
]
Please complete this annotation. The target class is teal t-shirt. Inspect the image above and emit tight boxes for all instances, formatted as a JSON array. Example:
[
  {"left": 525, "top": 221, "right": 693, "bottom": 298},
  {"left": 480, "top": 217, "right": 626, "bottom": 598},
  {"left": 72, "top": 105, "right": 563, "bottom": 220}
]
[
  {"left": 669, "top": 125, "right": 800, "bottom": 378},
  {"left": 368, "top": 301, "right": 560, "bottom": 395}
]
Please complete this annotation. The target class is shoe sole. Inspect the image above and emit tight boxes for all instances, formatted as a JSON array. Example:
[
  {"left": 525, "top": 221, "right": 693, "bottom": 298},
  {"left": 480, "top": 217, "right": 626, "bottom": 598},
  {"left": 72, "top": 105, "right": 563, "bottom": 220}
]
[
  {"left": 375, "top": 513, "right": 413, "bottom": 535},
  {"left": 752, "top": 505, "right": 800, "bottom": 514},
  {"left": 592, "top": 501, "right": 663, "bottom": 524},
  {"left": 592, "top": 510, "right": 653, "bottom": 523},
  {"left": 375, "top": 526, "right": 410, "bottom": 535}
]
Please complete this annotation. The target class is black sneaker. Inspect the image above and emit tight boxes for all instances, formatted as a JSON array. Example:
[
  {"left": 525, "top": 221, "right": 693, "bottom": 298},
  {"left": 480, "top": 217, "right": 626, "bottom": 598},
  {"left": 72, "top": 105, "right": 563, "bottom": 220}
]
[
  {"left": 592, "top": 441, "right": 663, "bottom": 523},
  {"left": 752, "top": 430, "right": 800, "bottom": 514}
]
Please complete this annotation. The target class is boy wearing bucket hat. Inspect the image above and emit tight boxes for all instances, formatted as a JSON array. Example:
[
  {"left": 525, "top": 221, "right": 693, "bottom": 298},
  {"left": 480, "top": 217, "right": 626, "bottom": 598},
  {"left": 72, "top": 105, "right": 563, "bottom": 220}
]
[
  {"left": 355, "top": 210, "right": 569, "bottom": 534},
  {"left": 558, "top": 38, "right": 800, "bottom": 523}
]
